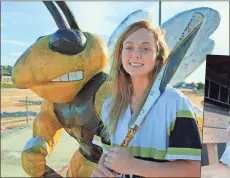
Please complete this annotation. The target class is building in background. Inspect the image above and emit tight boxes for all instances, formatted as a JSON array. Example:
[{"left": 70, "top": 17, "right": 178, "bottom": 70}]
[
  {"left": 204, "top": 55, "right": 230, "bottom": 112},
  {"left": 1, "top": 66, "right": 13, "bottom": 83},
  {"left": 1, "top": 74, "right": 12, "bottom": 83},
  {"left": 202, "top": 54, "right": 230, "bottom": 166}
]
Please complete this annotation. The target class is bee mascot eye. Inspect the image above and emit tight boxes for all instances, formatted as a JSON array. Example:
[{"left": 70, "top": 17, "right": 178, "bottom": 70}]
[{"left": 49, "top": 29, "right": 87, "bottom": 55}]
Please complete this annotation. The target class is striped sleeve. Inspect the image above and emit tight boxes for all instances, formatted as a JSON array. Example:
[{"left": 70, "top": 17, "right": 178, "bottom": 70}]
[
  {"left": 92, "top": 97, "right": 112, "bottom": 154},
  {"left": 166, "top": 95, "right": 202, "bottom": 161}
]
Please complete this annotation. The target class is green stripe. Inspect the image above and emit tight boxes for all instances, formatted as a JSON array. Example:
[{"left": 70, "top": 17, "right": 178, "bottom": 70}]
[
  {"left": 112, "top": 144, "right": 167, "bottom": 160},
  {"left": 130, "top": 147, "right": 166, "bottom": 159},
  {"left": 167, "top": 147, "right": 201, "bottom": 156},
  {"left": 93, "top": 135, "right": 111, "bottom": 151},
  {"left": 102, "top": 143, "right": 111, "bottom": 151},
  {"left": 101, "top": 119, "right": 108, "bottom": 128},
  {"left": 167, "top": 120, "right": 175, "bottom": 136},
  {"left": 177, "top": 110, "right": 195, "bottom": 119},
  {"left": 93, "top": 135, "right": 101, "bottom": 142},
  {"left": 168, "top": 110, "right": 196, "bottom": 136}
]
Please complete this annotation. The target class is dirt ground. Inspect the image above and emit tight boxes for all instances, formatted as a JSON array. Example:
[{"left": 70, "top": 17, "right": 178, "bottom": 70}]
[
  {"left": 181, "top": 90, "right": 204, "bottom": 108},
  {"left": 1, "top": 98, "right": 41, "bottom": 113},
  {"left": 1, "top": 89, "right": 41, "bottom": 113},
  {"left": 1, "top": 117, "right": 34, "bottom": 131},
  {"left": 1, "top": 88, "right": 35, "bottom": 97},
  {"left": 1, "top": 89, "right": 41, "bottom": 131}
]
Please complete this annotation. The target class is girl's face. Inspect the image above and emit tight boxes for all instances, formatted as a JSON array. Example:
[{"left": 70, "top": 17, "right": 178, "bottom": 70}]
[{"left": 121, "top": 28, "right": 158, "bottom": 78}]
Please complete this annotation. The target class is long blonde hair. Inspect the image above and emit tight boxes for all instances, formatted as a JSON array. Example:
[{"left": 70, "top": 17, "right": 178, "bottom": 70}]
[{"left": 104, "top": 21, "right": 169, "bottom": 137}]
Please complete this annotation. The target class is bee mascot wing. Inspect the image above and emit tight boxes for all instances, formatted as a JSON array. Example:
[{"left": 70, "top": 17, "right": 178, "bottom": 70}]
[
  {"left": 161, "top": 7, "right": 220, "bottom": 132},
  {"left": 161, "top": 7, "right": 221, "bottom": 87}
]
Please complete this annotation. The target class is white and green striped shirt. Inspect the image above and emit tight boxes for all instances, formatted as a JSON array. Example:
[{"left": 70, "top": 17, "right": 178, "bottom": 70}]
[{"left": 93, "top": 85, "right": 202, "bottom": 162}]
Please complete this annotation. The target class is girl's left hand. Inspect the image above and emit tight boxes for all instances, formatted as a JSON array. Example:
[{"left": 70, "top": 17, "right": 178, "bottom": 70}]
[{"left": 104, "top": 147, "right": 135, "bottom": 175}]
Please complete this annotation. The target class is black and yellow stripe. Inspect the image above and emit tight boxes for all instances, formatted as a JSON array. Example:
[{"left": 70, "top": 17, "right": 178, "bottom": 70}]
[{"left": 167, "top": 110, "right": 202, "bottom": 157}]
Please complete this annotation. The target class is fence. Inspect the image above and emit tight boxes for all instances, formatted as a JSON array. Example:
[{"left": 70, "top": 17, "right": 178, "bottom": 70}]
[{"left": 1, "top": 94, "right": 43, "bottom": 130}]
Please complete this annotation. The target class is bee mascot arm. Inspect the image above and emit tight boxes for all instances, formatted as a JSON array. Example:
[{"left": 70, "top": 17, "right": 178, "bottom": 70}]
[{"left": 21, "top": 100, "right": 63, "bottom": 177}]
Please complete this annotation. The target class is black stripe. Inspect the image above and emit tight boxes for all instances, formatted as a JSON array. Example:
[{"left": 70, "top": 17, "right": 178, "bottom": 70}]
[
  {"left": 169, "top": 117, "right": 202, "bottom": 149},
  {"left": 94, "top": 119, "right": 111, "bottom": 145},
  {"left": 134, "top": 156, "right": 169, "bottom": 163},
  {"left": 119, "top": 157, "right": 169, "bottom": 178},
  {"left": 78, "top": 72, "right": 107, "bottom": 98},
  {"left": 94, "top": 119, "right": 104, "bottom": 137}
]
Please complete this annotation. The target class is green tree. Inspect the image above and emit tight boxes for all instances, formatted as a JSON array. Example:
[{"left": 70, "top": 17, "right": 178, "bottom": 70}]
[
  {"left": 190, "top": 82, "right": 196, "bottom": 88},
  {"left": 197, "top": 82, "right": 204, "bottom": 90}
]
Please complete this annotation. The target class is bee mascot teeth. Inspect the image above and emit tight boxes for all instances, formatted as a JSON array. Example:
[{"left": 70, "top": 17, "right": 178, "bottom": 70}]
[{"left": 12, "top": 1, "right": 220, "bottom": 177}]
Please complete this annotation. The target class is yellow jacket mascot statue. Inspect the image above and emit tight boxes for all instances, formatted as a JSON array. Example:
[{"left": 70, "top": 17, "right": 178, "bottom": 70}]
[
  {"left": 12, "top": 2, "right": 220, "bottom": 177},
  {"left": 12, "top": 2, "right": 108, "bottom": 177}
]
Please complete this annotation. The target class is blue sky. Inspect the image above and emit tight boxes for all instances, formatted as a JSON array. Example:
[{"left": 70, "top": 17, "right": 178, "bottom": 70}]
[{"left": 1, "top": 1, "right": 229, "bottom": 83}]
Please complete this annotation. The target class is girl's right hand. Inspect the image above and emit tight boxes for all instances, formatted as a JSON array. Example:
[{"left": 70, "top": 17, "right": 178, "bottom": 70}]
[{"left": 91, "top": 164, "right": 117, "bottom": 177}]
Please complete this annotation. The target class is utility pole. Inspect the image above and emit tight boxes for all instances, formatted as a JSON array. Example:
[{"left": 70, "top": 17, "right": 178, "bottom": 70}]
[
  {"left": 26, "top": 96, "right": 28, "bottom": 124},
  {"left": 159, "top": 1, "right": 162, "bottom": 26}
]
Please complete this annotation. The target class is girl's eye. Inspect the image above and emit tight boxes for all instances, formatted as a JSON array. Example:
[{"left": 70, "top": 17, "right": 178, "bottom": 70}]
[
  {"left": 141, "top": 47, "right": 150, "bottom": 51},
  {"left": 125, "top": 47, "right": 133, "bottom": 50}
]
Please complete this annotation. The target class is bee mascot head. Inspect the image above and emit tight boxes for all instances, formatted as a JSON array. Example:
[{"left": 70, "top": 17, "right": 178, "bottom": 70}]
[{"left": 12, "top": 1, "right": 109, "bottom": 104}]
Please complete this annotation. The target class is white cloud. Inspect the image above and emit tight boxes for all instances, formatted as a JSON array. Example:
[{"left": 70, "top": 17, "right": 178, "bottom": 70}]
[
  {"left": 63, "top": 2, "right": 160, "bottom": 41},
  {"left": 207, "top": 4, "right": 229, "bottom": 55},
  {"left": 44, "top": 32, "right": 51, "bottom": 35},
  {"left": 2, "top": 40, "right": 31, "bottom": 47},
  {"left": 67, "top": 2, "right": 117, "bottom": 37},
  {"left": 8, "top": 52, "right": 23, "bottom": 57},
  {"left": 1, "top": 53, "right": 24, "bottom": 66},
  {"left": 185, "top": 62, "right": 206, "bottom": 83},
  {"left": 161, "top": 2, "right": 193, "bottom": 23},
  {"left": 145, "top": 5, "right": 160, "bottom": 26},
  {"left": 44, "top": 28, "right": 58, "bottom": 35},
  {"left": 1, "top": 56, "right": 18, "bottom": 66}
]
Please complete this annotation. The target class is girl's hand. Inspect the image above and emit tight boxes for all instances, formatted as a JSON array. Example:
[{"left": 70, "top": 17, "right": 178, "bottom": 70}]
[
  {"left": 91, "top": 164, "right": 117, "bottom": 178},
  {"left": 104, "top": 147, "right": 135, "bottom": 175}
]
